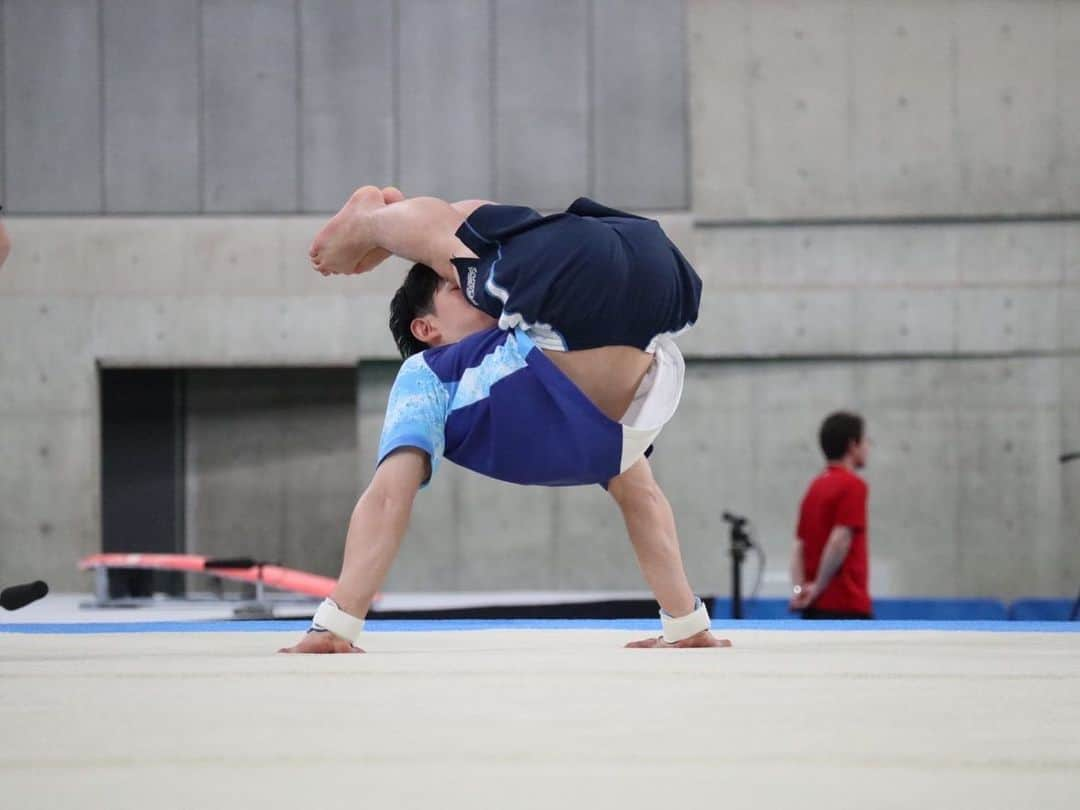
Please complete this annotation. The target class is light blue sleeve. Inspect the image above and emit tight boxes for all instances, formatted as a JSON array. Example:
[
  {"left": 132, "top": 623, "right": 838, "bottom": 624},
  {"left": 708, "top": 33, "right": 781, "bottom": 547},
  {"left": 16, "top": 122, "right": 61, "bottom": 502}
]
[{"left": 377, "top": 354, "right": 449, "bottom": 485}]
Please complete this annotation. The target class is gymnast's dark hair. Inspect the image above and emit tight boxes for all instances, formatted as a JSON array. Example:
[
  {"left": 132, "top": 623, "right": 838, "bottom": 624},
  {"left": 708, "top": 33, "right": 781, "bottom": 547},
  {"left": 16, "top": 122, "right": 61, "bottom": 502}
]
[
  {"left": 818, "top": 411, "right": 864, "bottom": 461},
  {"left": 389, "top": 263, "right": 441, "bottom": 359}
]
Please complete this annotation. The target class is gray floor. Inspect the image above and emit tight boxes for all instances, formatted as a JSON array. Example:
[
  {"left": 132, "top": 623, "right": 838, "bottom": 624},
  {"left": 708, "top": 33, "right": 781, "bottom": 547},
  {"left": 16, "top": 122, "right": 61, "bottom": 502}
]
[{"left": 1, "top": 627, "right": 1077, "bottom": 809}]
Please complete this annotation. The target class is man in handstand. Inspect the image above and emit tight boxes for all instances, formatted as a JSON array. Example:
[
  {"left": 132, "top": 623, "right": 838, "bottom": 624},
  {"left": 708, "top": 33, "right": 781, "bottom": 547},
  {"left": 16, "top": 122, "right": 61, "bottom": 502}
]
[{"left": 281, "top": 186, "right": 730, "bottom": 653}]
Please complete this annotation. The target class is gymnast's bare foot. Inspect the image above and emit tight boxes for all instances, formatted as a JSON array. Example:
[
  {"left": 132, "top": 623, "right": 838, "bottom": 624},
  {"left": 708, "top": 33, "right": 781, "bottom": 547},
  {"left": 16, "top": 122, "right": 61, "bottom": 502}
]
[
  {"left": 625, "top": 630, "right": 733, "bottom": 649},
  {"left": 347, "top": 186, "right": 406, "bottom": 273},
  {"left": 278, "top": 631, "right": 365, "bottom": 654},
  {"left": 309, "top": 185, "right": 387, "bottom": 276}
]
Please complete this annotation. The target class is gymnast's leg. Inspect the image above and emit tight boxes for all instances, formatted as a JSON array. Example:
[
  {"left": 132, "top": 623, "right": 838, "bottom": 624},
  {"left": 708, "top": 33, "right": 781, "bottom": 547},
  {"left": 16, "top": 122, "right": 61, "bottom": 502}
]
[{"left": 608, "top": 458, "right": 732, "bottom": 649}]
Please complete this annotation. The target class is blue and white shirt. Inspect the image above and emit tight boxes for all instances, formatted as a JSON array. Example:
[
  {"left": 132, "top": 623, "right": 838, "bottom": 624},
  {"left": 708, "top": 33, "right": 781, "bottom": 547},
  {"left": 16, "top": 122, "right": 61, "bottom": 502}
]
[{"left": 377, "top": 326, "right": 684, "bottom": 488}]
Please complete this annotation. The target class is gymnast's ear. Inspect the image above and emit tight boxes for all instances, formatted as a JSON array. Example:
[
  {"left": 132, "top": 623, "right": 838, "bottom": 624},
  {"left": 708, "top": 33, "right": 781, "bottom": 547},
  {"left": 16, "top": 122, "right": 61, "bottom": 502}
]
[{"left": 410, "top": 315, "right": 440, "bottom": 347}]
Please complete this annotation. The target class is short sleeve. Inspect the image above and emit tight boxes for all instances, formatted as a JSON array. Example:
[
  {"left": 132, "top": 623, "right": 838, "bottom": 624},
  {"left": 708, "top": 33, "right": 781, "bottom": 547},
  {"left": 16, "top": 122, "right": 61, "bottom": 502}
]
[
  {"left": 834, "top": 477, "right": 868, "bottom": 532},
  {"left": 377, "top": 354, "right": 449, "bottom": 485}
]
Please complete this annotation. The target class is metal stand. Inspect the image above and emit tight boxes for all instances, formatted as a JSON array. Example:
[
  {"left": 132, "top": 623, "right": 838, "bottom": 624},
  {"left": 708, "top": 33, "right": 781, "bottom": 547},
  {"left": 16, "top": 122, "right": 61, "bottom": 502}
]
[
  {"left": 85, "top": 557, "right": 285, "bottom": 619},
  {"left": 722, "top": 511, "right": 754, "bottom": 619}
]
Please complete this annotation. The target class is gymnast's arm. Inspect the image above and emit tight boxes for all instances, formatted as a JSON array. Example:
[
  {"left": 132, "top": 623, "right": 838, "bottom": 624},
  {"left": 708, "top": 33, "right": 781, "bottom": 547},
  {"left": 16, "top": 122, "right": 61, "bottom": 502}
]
[{"left": 278, "top": 448, "right": 427, "bottom": 654}]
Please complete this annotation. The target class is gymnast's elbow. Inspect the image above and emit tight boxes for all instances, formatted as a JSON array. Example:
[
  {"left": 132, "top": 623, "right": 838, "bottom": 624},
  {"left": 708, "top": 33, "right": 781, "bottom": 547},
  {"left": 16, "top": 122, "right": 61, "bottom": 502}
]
[{"left": 353, "top": 473, "right": 420, "bottom": 521}]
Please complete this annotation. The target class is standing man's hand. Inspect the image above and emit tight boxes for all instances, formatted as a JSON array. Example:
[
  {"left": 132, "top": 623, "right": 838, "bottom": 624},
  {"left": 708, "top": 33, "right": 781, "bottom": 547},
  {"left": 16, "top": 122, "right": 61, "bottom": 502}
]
[
  {"left": 789, "top": 581, "right": 816, "bottom": 611},
  {"left": 278, "top": 630, "right": 364, "bottom": 655}
]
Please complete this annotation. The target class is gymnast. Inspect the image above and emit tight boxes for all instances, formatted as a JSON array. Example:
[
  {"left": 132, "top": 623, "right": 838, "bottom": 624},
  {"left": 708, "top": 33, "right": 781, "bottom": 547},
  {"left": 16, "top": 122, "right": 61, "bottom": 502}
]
[{"left": 280, "top": 186, "right": 730, "bottom": 653}]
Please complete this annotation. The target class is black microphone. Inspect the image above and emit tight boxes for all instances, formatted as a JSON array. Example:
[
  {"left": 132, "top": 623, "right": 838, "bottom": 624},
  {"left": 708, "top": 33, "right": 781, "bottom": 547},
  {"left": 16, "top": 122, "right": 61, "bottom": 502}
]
[
  {"left": 0, "top": 580, "right": 49, "bottom": 611},
  {"left": 203, "top": 557, "right": 259, "bottom": 569}
]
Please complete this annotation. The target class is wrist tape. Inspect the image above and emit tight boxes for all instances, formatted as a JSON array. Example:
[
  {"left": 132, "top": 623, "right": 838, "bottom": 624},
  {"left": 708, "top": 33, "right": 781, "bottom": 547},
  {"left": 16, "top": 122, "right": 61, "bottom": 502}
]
[
  {"left": 660, "top": 597, "right": 710, "bottom": 643},
  {"left": 311, "top": 598, "right": 365, "bottom": 643}
]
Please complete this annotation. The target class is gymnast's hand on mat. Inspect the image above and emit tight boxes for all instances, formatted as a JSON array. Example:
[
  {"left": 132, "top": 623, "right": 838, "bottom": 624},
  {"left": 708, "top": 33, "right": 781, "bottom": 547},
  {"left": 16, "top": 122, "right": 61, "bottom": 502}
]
[
  {"left": 309, "top": 185, "right": 404, "bottom": 277},
  {"left": 277, "top": 631, "right": 365, "bottom": 655},
  {"left": 624, "top": 630, "right": 733, "bottom": 649}
]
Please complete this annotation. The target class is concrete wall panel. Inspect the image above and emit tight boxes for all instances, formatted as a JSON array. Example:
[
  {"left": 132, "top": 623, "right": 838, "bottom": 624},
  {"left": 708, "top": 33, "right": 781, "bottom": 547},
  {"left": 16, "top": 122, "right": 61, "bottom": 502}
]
[
  {"left": 357, "top": 363, "right": 463, "bottom": 591},
  {"left": 1061, "top": 358, "right": 1080, "bottom": 591},
  {"left": 0, "top": 298, "right": 96, "bottom": 413},
  {"left": 398, "top": 0, "right": 493, "bottom": 201},
  {"left": 592, "top": 0, "right": 687, "bottom": 209},
  {"left": 103, "top": 0, "right": 199, "bottom": 212},
  {"left": 864, "top": 407, "right": 960, "bottom": 595},
  {"left": 688, "top": 0, "right": 752, "bottom": 217},
  {"left": 1057, "top": 1, "right": 1080, "bottom": 211},
  {"left": 550, "top": 486, "right": 639, "bottom": 590},
  {"left": 184, "top": 369, "right": 357, "bottom": 577},
  {"left": 853, "top": 289, "right": 955, "bottom": 356},
  {"left": 1061, "top": 289, "right": 1080, "bottom": 352},
  {"left": 744, "top": 0, "right": 851, "bottom": 216},
  {"left": 953, "top": 0, "right": 1059, "bottom": 213},
  {"left": 851, "top": 225, "right": 958, "bottom": 288},
  {"left": 0, "top": 410, "right": 98, "bottom": 589},
  {"left": 755, "top": 226, "right": 855, "bottom": 287},
  {"left": 457, "top": 478, "right": 556, "bottom": 590},
  {"left": 954, "top": 288, "right": 1059, "bottom": 354},
  {"left": 299, "top": 0, "right": 395, "bottom": 211},
  {"left": 201, "top": 0, "right": 298, "bottom": 212},
  {"left": 850, "top": 2, "right": 957, "bottom": 215},
  {"left": 953, "top": 407, "right": 1062, "bottom": 597},
  {"left": 494, "top": 0, "right": 588, "bottom": 208},
  {"left": 3, "top": 0, "right": 102, "bottom": 212},
  {"left": 693, "top": 229, "right": 761, "bottom": 289},
  {"left": 955, "top": 222, "right": 1066, "bottom": 286}
]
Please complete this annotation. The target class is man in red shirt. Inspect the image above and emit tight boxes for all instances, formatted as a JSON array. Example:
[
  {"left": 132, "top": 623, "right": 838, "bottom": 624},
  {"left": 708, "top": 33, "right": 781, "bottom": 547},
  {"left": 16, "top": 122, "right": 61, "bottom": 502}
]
[{"left": 789, "top": 411, "right": 872, "bottom": 619}]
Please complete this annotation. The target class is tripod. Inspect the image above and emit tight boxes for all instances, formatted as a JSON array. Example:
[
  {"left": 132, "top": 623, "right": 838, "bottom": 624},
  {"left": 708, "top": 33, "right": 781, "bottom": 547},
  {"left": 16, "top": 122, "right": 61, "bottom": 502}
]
[{"left": 722, "top": 511, "right": 755, "bottom": 619}]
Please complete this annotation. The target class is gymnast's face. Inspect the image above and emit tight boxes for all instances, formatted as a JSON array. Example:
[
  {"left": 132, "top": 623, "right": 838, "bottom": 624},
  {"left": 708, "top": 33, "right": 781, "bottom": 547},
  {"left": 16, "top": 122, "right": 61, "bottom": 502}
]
[{"left": 411, "top": 278, "right": 497, "bottom": 348}]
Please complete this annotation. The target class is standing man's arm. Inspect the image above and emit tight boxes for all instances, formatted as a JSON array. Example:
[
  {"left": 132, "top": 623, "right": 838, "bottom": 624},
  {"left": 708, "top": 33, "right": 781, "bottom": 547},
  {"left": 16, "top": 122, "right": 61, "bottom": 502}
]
[
  {"left": 794, "top": 526, "right": 853, "bottom": 608},
  {"left": 0, "top": 218, "right": 10, "bottom": 269},
  {"left": 279, "top": 449, "right": 427, "bottom": 654},
  {"left": 788, "top": 540, "right": 807, "bottom": 609}
]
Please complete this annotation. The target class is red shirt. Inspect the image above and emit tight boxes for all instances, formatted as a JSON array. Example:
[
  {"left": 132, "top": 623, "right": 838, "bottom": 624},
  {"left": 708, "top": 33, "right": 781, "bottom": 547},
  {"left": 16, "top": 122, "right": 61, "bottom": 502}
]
[{"left": 796, "top": 464, "right": 871, "bottom": 616}]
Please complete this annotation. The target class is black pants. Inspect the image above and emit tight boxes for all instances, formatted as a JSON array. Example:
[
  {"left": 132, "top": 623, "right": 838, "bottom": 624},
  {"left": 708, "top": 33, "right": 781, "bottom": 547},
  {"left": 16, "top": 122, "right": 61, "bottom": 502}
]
[{"left": 801, "top": 608, "right": 873, "bottom": 620}]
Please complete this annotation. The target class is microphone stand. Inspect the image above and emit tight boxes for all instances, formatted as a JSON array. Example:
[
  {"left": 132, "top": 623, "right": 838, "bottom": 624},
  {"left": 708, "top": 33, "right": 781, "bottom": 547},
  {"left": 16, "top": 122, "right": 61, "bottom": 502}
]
[{"left": 722, "top": 511, "right": 754, "bottom": 619}]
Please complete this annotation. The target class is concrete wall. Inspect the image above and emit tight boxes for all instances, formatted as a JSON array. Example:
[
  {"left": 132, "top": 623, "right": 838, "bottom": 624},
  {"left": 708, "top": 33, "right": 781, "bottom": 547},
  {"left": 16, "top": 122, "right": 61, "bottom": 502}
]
[
  {"left": 1, "top": 0, "right": 1077, "bottom": 598},
  {"left": 690, "top": 0, "right": 1080, "bottom": 218},
  {"left": 0, "top": 0, "right": 687, "bottom": 213}
]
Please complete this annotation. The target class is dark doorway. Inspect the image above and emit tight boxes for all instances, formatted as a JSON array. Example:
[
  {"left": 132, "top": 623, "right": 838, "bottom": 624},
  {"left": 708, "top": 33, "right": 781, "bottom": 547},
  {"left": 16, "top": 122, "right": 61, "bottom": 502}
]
[{"left": 99, "top": 369, "right": 185, "bottom": 597}]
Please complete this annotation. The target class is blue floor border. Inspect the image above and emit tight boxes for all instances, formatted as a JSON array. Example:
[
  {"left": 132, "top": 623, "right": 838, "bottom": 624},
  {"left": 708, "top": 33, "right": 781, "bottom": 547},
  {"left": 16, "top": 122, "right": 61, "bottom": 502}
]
[{"left": 1, "top": 618, "right": 1078, "bottom": 635}]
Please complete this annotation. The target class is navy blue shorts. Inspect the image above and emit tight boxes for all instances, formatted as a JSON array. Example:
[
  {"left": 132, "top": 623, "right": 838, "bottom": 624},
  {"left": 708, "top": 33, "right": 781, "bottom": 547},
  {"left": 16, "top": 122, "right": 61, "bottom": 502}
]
[{"left": 452, "top": 198, "right": 702, "bottom": 352}]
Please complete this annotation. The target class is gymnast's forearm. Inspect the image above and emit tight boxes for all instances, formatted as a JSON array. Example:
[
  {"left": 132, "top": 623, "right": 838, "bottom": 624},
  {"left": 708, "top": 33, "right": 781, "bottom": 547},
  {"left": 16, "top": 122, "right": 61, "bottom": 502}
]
[
  {"left": 370, "top": 196, "right": 474, "bottom": 281},
  {"left": 330, "top": 464, "right": 422, "bottom": 618}
]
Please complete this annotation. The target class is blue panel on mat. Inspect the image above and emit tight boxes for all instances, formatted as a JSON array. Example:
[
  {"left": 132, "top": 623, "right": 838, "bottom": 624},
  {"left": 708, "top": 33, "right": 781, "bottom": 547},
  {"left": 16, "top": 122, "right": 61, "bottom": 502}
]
[
  {"left": 1, "top": 618, "right": 1077, "bottom": 635},
  {"left": 1008, "top": 599, "right": 1076, "bottom": 621}
]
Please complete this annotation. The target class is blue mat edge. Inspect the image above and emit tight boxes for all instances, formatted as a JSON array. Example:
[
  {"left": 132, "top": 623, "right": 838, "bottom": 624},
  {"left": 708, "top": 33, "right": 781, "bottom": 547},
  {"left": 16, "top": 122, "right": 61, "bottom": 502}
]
[{"left": 1, "top": 618, "right": 1077, "bottom": 634}]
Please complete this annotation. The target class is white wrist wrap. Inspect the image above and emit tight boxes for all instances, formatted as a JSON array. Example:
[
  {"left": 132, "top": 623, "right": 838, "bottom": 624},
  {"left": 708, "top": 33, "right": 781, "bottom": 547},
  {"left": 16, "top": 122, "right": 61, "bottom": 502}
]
[
  {"left": 311, "top": 598, "right": 364, "bottom": 643},
  {"left": 661, "top": 598, "right": 710, "bottom": 643}
]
